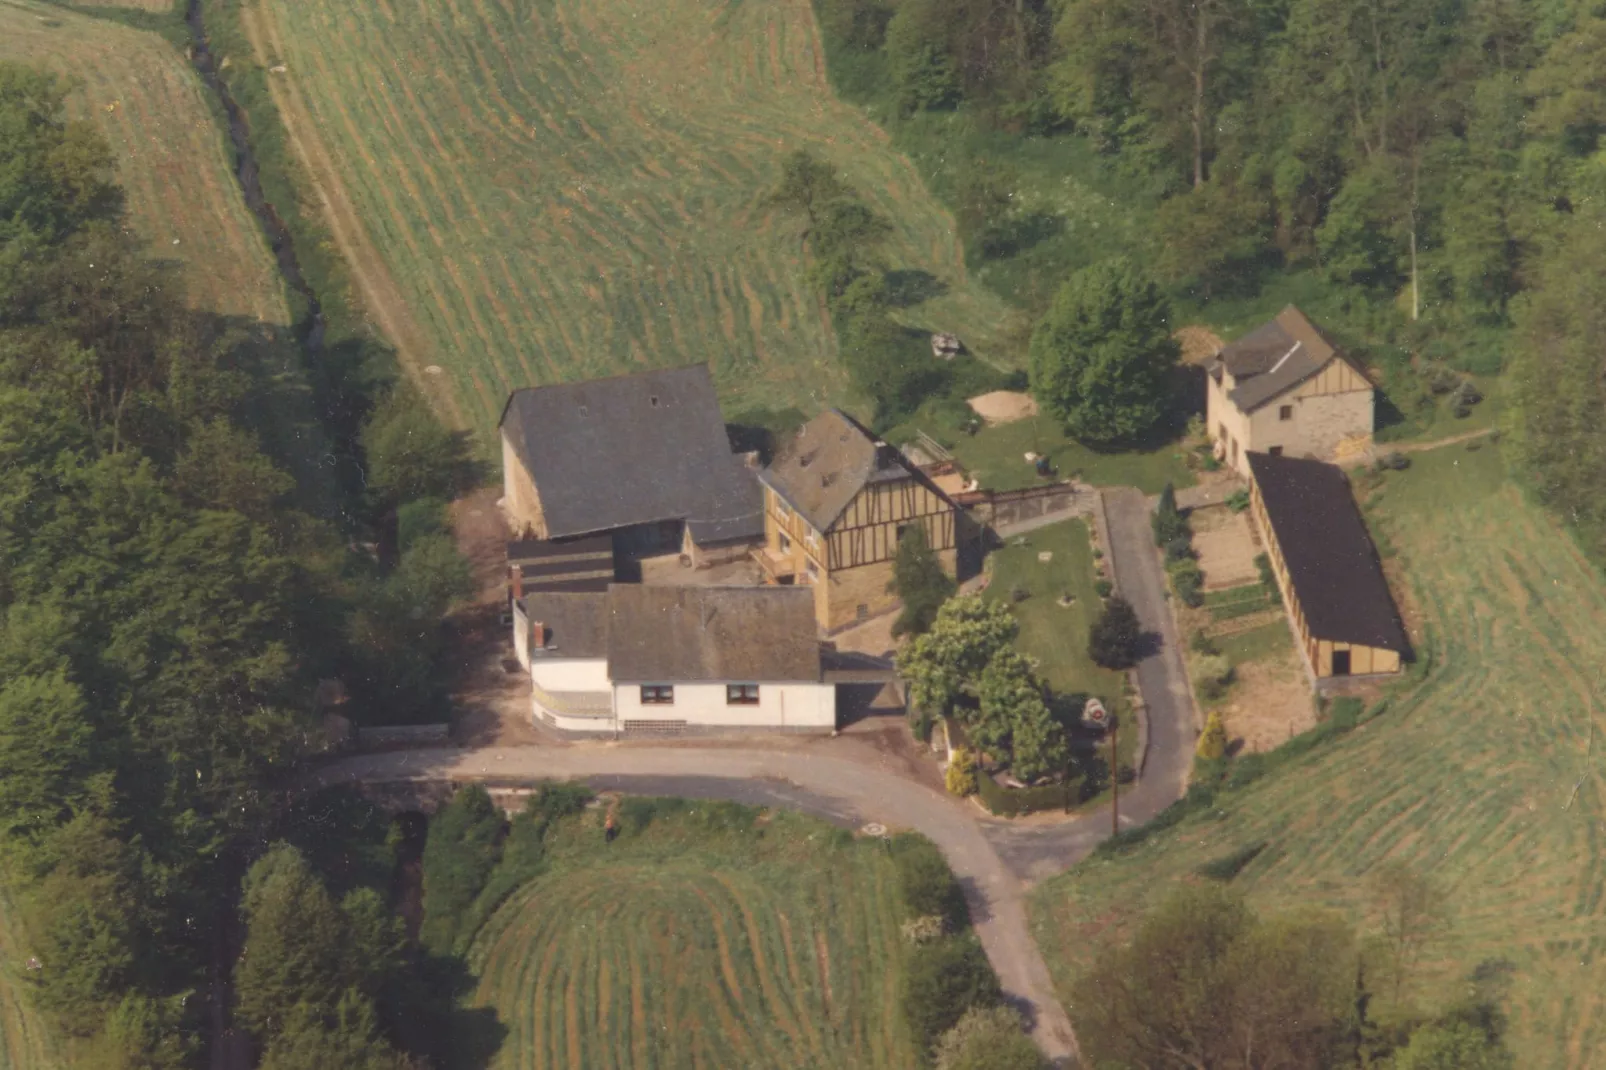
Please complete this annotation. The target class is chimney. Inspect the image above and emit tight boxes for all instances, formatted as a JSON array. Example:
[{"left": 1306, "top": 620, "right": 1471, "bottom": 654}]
[
  {"left": 531, "top": 620, "right": 546, "bottom": 649},
  {"left": 510, "top": 564, "right": 524, "bottom": 602}
]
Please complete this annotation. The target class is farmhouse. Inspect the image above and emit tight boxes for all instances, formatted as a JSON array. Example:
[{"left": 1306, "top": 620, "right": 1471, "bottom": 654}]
[
  {"left": 498, "top": 364, "right": 763, "bottom": 567},
  {"left": 1247, "top": 451, "right": 1409, "bottom": 680},
  {"left": 512, "top": 585, "right": 835, "bottom": 734},
  {"left": 1207, "top": 306, "right": 1375, "bottom": 477},
  {"left": 754, "top": 409, "right": 962, "bottom": 631}
]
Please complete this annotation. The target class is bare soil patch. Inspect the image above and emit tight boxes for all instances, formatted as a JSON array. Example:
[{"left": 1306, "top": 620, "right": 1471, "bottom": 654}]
[
  {"left": 1217, "top": 652, "right": 1315, "bottom": 753},
  {"left": 1176, "top": 325, "right": 1225, "bottom": 365},
  {"left": 968, "top": 390, "right": 1038, "bottom": 426},
  {"left": 1190, "top": 505, "right": 1260, "bottom": 590}
]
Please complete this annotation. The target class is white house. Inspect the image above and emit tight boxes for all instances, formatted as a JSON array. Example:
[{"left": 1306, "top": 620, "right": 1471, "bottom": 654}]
[
  {"left": 1206, "top": 305, "right": 1375, "bottom": 477},
  {"left": 512, "top": 585, "right": 836, "bottom": 735}
]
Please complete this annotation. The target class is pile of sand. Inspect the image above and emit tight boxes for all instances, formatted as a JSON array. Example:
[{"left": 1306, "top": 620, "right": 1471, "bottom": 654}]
[
  {"left": 967, "top": 391, "right": 1038, "bottom": 426},
  {"left": 1176, "top": 325, "right": 1225, "bottom": 364}
]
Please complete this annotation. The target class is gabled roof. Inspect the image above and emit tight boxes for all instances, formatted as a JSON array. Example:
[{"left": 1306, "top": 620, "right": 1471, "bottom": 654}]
[
  {"left": 757, "top": 409, "right": 937, "bottom": 532},
  {"left": 605, "top": 585, "right": 820, "bottom": 683},
  {"left": 1247, "top": 452, "right": 1409, "bottom": 654},
  {"left": 1219, "top": 306, "right": 1368, "bottom": 412},
  {"left": 518, "top": 591, "right": 609, "bottom": 657},
  {"left": 497, "top": 364, "right": 763, "bottom": 541}
]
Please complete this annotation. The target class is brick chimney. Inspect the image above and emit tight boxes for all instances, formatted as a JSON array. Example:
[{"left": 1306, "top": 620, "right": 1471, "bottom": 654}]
[{"left": 531, "top": 620, "right": 546, "bottom": 649}]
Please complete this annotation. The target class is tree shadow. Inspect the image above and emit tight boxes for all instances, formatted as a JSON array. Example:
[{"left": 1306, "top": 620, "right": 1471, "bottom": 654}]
[
  {"left": 1134, "top": 630, "right": 1164, "bottom": 660},
  {"left": 1374, "top": 387, "right": 1409, "bottom": 436},
  {"left": 883, "top": 268, "right": 949, "bottom": 308},
  {"left": 396, "top": 951, "right": 510, "bottom": 1070}
]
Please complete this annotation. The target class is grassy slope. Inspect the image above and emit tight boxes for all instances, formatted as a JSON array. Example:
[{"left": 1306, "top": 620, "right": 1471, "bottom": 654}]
[
  {"left": 1031, "top": 443, "right": 1606, "bottom": 1068},
  {"left": 467, "top": 804, "right": 917, "bottom": 1070},
  {"left": 0, "top": 894, "right": 59, "bottom": 1070},
  {"left": 230, "top": 0, "right": 1017, "bottom": 440},
  {"left": 0, "top": 0, "right": 287, "bottom": 324}
]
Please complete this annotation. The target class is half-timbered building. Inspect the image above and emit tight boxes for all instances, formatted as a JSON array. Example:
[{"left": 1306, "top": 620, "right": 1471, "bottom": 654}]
[
  {"left": 754, "top": 409, "right": 960, "bottom": 631},
  {"left": 1207, "top": 306, "right": 1375, "bottom": 477}
]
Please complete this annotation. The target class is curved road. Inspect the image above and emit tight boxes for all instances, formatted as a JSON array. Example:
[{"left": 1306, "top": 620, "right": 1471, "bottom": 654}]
[{"left": 321, "top": 490, "right": 1198, "bottom": 1067}]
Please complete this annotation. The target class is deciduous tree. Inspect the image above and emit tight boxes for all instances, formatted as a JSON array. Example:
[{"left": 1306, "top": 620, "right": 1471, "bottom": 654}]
[
  {"left": 1028, "top": 259, "right": 1179, "bottom": 445},
  {"left": 891, "top": 524, "right": 957, "bottom": 637},
  {"left": 897, "top": 596, "right": 1019, "bottom": 720}
]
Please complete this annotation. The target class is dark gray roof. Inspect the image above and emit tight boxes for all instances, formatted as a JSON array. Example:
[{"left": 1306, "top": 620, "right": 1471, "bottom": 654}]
[
  {"left": 758, "top": 409, "right": 929, "bottom": 532},
  {"left": 498, "top": 364, "right": 763, "bottom": 541},
  {"left": 605, "top": 585, "right": 820, "bottom": 682},
  {"left": 519, "top": 591, "right": 608, "bottom": 657},
  {"left": 1247, "top": 452, "right": 1409, "bottom": 654},
  {"left": 508, "top": 534, "right": 616, "bottom": 593},
  {"left": 1220, "top": 306, "right": 1367, "bottom": 413}
]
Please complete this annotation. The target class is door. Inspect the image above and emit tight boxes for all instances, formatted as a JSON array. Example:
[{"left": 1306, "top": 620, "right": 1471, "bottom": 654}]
[{"left": 1331, "top": 649, "right": 1351, "bottom": 676}]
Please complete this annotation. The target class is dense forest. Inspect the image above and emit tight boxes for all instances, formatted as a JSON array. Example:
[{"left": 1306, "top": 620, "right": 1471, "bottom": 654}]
[
  {"left": 0, "top": 62, "right": 475, "bottom": 1066},
  {"left": 814, "top": 0, "right": 1606, "bottom": 561}
]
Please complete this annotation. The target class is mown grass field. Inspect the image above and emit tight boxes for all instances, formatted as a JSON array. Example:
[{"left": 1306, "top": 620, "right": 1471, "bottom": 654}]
[
  {"left": 0, "top": 894, "right": 58, "bottom": 1070},
  {"left": 0, "top": 0, "right": 287, "bottom": 324},
  {"left": 467, "top": 802, "right": 917, "bottom": 1070},
  {"left": 1032, "top": 443, "right": 1606, "bottom": 1068},
  {"left": 231, "top": 0, "right": 1018, "bottom": 435}
]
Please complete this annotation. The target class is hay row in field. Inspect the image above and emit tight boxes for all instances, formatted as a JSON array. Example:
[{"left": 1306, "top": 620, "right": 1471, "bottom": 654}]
[
  {"left": 467, "top": 811, "right": 917, "bottom": 1069},
  {"left": 235, "top": 0, "right": 1017, "bottom": 438},
  {"left": 0, "top": 0, "right": 287, "bottom": 325},
  {"left": 1031, "top": 446, "right": 1606, "bottom": 1068}
]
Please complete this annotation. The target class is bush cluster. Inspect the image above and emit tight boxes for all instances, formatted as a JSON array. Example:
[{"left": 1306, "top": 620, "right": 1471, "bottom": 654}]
[{"left": 945, "top": 747, "right": 979, "bottom": 797}]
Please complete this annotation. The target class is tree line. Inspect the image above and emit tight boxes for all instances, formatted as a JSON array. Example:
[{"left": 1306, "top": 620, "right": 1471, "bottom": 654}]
[{"left": 0, "top": 61, "right": 474, "bottom": 1066}]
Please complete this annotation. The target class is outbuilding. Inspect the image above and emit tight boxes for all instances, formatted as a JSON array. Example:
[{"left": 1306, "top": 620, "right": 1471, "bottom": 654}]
[{"left": 1247, "top": 451, "right": 1410, "bottom": 681}]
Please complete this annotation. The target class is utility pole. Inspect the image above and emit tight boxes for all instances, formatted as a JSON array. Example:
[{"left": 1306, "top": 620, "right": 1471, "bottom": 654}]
[{"left": 1110, "top": 712, "right": 1120, "bottom": 835}]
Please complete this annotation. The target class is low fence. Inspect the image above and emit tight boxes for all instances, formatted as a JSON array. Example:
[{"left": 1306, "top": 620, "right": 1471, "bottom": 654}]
[
  {"left": 355, "top": 723, "right": 451, "bottom": 750},
  {"left": 958, "top": 481, "right": 1094, "bottom": 531}
]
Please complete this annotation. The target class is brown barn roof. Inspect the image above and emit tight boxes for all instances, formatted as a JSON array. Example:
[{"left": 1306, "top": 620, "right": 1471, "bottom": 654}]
[
  {"left": 1218, "top": 306, "right": 1368, "bottom": 412},
  {"left": 758, "top": 409, "right": 937, "bottom": 532},
  {"left": 497, "top": 364, "right": 762, "bottom": 541},
  {"left": 1247, "top": 452, "right": 1409, "bottom": 654},
  {"left": 605, "top": 585, "right": 820, "bottom": 683}
]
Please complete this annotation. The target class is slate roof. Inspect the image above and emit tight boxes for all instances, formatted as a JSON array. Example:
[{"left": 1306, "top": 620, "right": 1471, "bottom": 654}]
[
  {"left": 605, "top": 585, "right": 821, "bottom": 683},
  {"left": 757, "top": 409, "right": 933, "bottom": 532},
  {"left": 1247, "top": 452, "right": 1409, "bottom": 654},
  {"left": 519, "top": 591, "right": 609, "bottom": 658},
  {"left": 498, "top": 364, "right": 763, "bottom": 541},
  {"left": 507, "top": 534, "right": 616, "bottom": 593},
  {"left": 1219, "top": 306, "right": 1366, "bottom": 413}
]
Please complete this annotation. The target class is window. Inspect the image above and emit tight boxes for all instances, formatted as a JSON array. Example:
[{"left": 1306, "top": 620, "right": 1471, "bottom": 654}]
[
  {"left": 1331, "top": 650, "right": 1352, "bottom": 677},
  {"left": 640, "top": 685, "right": 674, "bottom": 705},
  {"left": 856, "top": 603, "right": 869, "bottom": 621},
  {"left": 726, "top": 684, "right": 760, "bottom": 705},
  {"left": 779, "top": 533, "right": 792, "bottom": 553},
  {"left": 1279, "top": 404, "right": 1294, "bottom": 421},
  {"left": 1217, "top": 423, "right": 1226, "bottom": 442},
  {"left": 805, "top": 561, "right": 820, "bottom": 583},
  {"left": 1231, "top": 438, "right": 1239, "bottom": 463},
  {"left": 804, "top": 529, "right": 819, "bottom": 550},
  {"left": 775, "top": 499, "right": 791, "bottom": 522},
  {"left": 1269, "top": 446, "right": 1284, "bottom": 457}
]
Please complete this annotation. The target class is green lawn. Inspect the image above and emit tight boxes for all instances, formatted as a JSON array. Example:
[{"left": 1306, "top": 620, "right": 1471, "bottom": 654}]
[
  {"left": 945, "top": 417, "right": 1195, "bottom": 493},
  {"left": 1031, "top": 443, "right": 1606, "bottom": 1067},
  {"left": 984, "top": 519, "right": 1122, "bottom": 701},
  {"left": 1216, "top": 620, "right": 1294, "bottom": 664},
  {"left": 467, "top": 801, "right": 917, "bottom": 1069}
]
